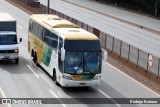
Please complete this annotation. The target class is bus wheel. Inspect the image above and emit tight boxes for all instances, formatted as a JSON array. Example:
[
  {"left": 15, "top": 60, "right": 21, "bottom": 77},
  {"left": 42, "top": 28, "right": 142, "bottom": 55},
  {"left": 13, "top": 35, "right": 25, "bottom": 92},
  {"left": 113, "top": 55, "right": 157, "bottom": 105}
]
[
  {"left": 31, "top": 50, "right": 34, "bottom": 59},
  {"left": 33, "top": 52, "right": 39, "bottom": 66},
  {"left": 53, "top": 70, "right": 58, "bottom": 85},
  {"left": 15, "top": 58, "right": 19, "bottom": 64}
]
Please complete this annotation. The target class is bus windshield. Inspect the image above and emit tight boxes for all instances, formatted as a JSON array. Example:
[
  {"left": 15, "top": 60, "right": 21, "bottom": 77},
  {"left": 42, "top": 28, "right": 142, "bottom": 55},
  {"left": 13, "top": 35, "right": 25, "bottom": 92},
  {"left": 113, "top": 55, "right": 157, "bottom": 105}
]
[
  {"left": 64, "top": 52, "right": 101, "bottom": 74},
  {"left": 0, "top": 34, "right": 17, "bottom": 45}
]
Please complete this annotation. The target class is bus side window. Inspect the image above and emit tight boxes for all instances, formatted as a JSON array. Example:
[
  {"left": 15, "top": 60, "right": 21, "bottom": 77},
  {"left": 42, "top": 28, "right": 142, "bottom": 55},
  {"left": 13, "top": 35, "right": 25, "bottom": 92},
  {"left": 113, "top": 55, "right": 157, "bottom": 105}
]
[
  {"left": 50, "top": 32, "right": 58, "bottom": 51},
  {"left": 43, "top": 28, "right": 49, "bottom": 43},
  {"left": 32, "top": 21, "right": 36, "bottom": 36},
  {"left": 58, "top": 37, "right": 63, "bottom": 72},
  {"left": 32, "top": 21, "right": 39, "bottom": 38},
  {"left": 41, "top": 28, "right": 45, "bottom": 40},
  {"left": 38, "top": 25, "right": 43, "bottom": 39},
  {"left": 29, "top": 20, "right": 32, "bottom": 32},
  {"left": 43, "top": 29, "right": 58, "bottom": 52},
  {"left": 59, "top": 37, "right": 63, "bottom": 51}
]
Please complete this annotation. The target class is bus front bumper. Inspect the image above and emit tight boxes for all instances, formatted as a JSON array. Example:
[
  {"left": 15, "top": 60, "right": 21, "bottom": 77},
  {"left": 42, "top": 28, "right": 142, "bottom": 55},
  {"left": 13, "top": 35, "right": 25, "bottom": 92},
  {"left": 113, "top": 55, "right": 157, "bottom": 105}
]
[{"left": 60, "top": 79, "right": 101, "bottom": 87}]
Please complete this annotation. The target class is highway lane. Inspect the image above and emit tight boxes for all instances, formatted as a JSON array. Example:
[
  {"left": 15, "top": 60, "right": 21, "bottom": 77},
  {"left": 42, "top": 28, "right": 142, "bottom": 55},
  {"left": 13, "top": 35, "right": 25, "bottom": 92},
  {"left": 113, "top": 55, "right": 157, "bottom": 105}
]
[
  {"left": 39, "top": 0, "right": 160, "bottom": 58},
  {"left": 0, "top": 0, "right": 160, "bottom": 107},
  {"left": 40, "top": 0, "right": 160, "bottom": 33},
  {"left": 0, "top": 1, "right": 62, "bottom": 107},
  {"left": 62, "top": 0, "right": 160, "bottom": 33}
]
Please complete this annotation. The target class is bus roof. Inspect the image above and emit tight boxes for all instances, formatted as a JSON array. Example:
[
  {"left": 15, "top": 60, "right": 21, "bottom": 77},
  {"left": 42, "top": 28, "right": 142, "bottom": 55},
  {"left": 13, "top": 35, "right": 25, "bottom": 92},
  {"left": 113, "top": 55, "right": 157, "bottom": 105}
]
[
  {"left": 55, "top": 28, "right": 99, "bottom": 40},
  {"left": 30, "top": 14, "right": 99, "bottom": 40},
  {"left": 30, "top": 14, "right": 79, "bottom": 28}
]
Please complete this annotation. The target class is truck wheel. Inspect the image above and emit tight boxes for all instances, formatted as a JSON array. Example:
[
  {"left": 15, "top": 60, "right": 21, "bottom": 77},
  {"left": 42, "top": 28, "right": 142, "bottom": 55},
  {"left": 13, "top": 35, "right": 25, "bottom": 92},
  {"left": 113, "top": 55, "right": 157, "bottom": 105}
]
[{"left": 15, "top": 58, "right": 19, "bottom": 64}]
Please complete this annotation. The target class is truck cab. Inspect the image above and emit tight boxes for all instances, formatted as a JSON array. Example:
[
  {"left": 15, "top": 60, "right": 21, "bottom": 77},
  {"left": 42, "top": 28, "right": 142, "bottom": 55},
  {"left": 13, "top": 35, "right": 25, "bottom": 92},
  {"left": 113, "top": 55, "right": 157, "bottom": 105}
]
[{"left": 0, "top": 13, "right": 22, "bottom": 64}]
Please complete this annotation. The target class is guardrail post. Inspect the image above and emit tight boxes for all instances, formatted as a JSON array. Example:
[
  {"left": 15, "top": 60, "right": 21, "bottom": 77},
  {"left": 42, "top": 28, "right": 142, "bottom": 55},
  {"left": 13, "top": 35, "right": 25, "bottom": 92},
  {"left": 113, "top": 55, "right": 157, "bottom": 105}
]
[
  {"left": 158, "top": 59, "right": 160, "bottom": 76},
  {"left": 40, "top": 5, "right": 42, "bottom": 13},
  {"left": 146, "top": 53, "right": 149, "bottom": 72},
  {"left": 81, "top": 22, "right": 83, "bottom": 28},
  {"left": 47, "top": 0, "right": 50, "bottom": 14},
  {"left": 87, "top": 24, "right": 88, "bottom": 31},
  {"left": 119, "top": 41, "right": 122, "bottom": 57},
  {"left": 127, "top": 45, "right": 130, "bottom": 62},
  {"left": 111, "top": 37, "right": 115, "bottom": 53},
  {"left": 105, "top": 34, "right": 107, "bottom": 48},
  {"left": 93, "top": 28, "right": 100, "bottom": 38},
  {"left": 136, "top": 49, "right": 139, "bottom": 67}
]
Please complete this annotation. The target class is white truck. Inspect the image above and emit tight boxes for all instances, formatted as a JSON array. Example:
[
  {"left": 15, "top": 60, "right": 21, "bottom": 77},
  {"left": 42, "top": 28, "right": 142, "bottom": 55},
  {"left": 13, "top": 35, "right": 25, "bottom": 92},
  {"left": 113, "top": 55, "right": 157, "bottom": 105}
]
[{"left": 0, "top": 13, "right": 22, "bottom": 64}]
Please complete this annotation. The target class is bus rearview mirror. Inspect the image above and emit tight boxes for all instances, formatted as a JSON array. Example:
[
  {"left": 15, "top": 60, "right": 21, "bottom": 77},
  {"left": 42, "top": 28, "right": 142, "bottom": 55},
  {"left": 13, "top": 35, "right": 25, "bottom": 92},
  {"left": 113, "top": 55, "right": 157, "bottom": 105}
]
[{"left": 61, "top": 48, "right": 66, "bottom": 61}]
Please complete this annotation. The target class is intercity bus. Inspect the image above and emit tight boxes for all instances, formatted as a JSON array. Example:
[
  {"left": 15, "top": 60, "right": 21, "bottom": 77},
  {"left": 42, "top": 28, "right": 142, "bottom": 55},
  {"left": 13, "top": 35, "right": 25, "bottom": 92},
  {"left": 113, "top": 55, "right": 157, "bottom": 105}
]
[{"left": 28, "top": 14, "right": 107, "bottom": 87}]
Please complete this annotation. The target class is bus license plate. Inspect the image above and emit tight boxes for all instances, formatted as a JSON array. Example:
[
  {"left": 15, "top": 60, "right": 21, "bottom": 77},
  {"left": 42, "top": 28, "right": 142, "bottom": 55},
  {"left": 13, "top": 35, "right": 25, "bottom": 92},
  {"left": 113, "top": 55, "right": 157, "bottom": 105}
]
[
  {"left": 72, "top": 75, "right": 82, "bottom": 80},
  {"left": 79, "top": 83, "right": 86, "bottom": 85}
]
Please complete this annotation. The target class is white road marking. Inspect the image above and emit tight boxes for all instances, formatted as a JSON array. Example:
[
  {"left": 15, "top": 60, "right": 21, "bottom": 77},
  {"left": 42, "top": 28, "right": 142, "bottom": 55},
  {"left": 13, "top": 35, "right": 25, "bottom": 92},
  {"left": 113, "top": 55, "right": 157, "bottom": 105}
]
[
  {"left": 49, "top": 90, "right": 67, "bottom": 107},
  {"left": 0, "top": 87, "right": 12, "bottom": 107},
  {"left": 0, "top": 87, "right": 7, "bottom": 98},
  {"left": 98, "top": 89, "right": 121, "bottom": 107},
  {"left": 49, "top": 89, "right": 59, "bottom": 98},
  {"left": 17, "top": 25, "right": 23, "bottom": 30},
  {"left": 105, "top": 62, "right": 160, "bottom": 97},
  {"left": 27, "top": 65, "right": 40, "bottom": 78}
]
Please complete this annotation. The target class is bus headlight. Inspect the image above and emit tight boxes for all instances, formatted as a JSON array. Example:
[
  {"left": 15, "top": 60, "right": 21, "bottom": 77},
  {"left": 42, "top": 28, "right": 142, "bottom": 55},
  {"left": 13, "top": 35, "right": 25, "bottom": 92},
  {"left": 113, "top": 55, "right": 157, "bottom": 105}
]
[
  {"left": 63, "top": 75, "right": 72, "bottom": 80},
  {"left": 93, "top": 76, "right": 101, "bottom": 80},
  {"left": 14, "top": 49, "right": 18, "bottom": 53}
]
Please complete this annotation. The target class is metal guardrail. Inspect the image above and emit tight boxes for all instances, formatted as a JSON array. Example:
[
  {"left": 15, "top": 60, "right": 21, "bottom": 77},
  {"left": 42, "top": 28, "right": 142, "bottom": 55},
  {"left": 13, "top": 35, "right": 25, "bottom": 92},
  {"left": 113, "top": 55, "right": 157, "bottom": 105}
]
[
  {"left": 15, "top": 0, "right": 160, "bottom": 77},
  {"left": 100, "top": 32, "right": 160, "bottom": 76},
  {"left": 27, "top": 2, "right": 40, "bottom": 8}
]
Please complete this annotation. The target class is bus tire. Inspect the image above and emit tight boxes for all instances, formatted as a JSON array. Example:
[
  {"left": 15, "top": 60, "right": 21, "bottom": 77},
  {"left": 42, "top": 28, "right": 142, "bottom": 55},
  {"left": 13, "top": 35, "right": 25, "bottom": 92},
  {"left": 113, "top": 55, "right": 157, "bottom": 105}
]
[
  {"left": 33, "top": 52, "right": 39, "bottom": 66},
  {"left": 53, "top": 70, "right": 58, "bottom": 85},
  {"left": 31, "top": 50, "right": 35, "bottom": 63},
  {"left": 15, "top": 58, "right": 19, "bottom": 64},
  {"left": 31, "top": 50, "right": 34, "bottom": 59}
]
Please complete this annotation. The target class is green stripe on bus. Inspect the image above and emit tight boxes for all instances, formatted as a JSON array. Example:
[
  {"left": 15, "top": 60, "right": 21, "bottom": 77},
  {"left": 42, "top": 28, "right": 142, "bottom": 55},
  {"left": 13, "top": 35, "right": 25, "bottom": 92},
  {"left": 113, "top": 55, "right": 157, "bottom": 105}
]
[{"left": 41, "top": 45, "right": 52, "bottom": 66}]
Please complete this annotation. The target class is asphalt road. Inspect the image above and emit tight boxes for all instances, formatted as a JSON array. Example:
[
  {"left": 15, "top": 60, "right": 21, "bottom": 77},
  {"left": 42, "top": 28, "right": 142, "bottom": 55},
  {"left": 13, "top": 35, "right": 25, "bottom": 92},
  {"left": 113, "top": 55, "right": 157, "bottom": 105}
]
[
  {"left": 39, "top": 0, "right": 160, "bottom": 58},
  {"left": 0, "top": 0, "right": 159, "bottom": 107},
  {"left": 61, "top": 0, "right": 160, "bottom": 33}
]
